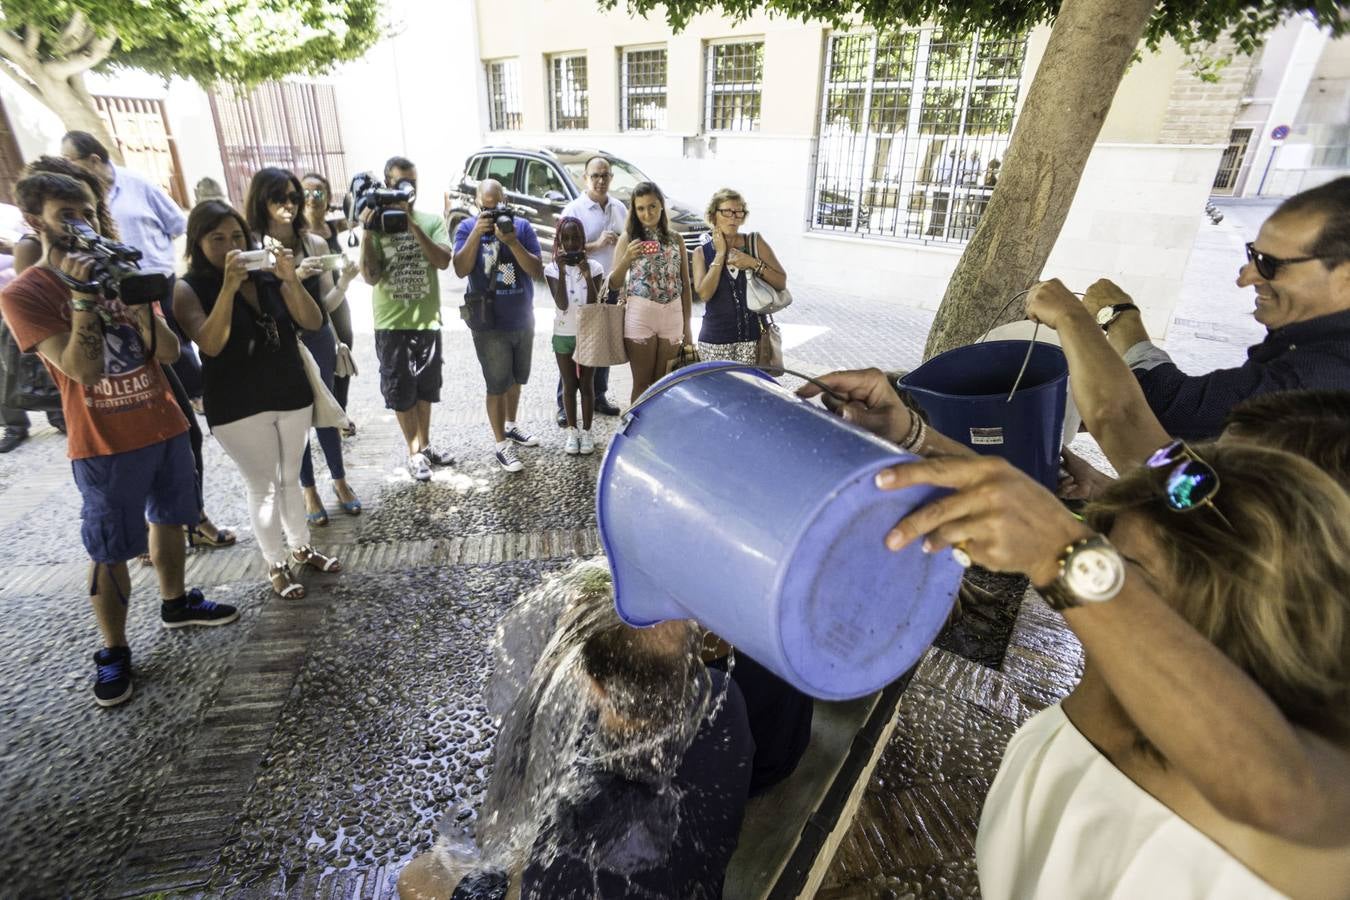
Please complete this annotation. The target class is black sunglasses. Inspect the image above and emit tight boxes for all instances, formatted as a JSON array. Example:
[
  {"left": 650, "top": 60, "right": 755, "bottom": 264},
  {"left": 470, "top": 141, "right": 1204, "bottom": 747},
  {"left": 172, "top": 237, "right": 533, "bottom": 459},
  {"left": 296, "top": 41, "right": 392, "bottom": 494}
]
[
  {"left": 270, "top": 190, "right": 304, "bottom": 206},
  {"left": 1146, "top": 440, "right": 1235, "bottom": 531},
  {"left": 1244, "top": 241, "right": 1330, "bottom": 280}
]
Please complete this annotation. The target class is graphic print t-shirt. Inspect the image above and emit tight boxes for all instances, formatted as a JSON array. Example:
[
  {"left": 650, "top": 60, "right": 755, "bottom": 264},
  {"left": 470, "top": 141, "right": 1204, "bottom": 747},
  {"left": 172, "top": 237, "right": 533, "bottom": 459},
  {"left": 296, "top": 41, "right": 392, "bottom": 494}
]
[
  {"left": 453, "top": 217, "right": 541, "bottom": 332},
  {"left": 1, "top": 266, "right": 187, "bottom": 460},
  {"left": 370, "top": 210, "right": 448, "bottom": 331}
]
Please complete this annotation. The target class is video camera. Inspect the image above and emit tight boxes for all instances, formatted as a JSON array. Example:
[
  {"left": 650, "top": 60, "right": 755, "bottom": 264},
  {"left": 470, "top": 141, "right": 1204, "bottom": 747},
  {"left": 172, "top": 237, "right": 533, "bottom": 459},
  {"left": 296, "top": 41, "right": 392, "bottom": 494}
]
[
  {"left": 347, "top": 172, "right": 415, "bottom": 234},
  {"left": 60, "top": 218, "right": 170, "bottom": 305}
]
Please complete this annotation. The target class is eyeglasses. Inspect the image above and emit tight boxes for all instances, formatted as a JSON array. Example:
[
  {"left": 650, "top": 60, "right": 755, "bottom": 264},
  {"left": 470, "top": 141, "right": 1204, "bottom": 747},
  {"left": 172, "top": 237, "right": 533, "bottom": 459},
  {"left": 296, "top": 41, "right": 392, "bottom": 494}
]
[
  {"left": 716, "top": 208, "right": 748, "bottom": 218},
  {"left": 303, "top": 189, "right": 326, "bottom": 201},
  {"left": 1146, "top": 439, "right": 1235, "bottom": 530},
  {"left": 270, "top": 191, "right": 303, "bottom": 206},
  {"left": 1244, "top": 242, "right": 1331, "bottom": 280},
  {"left": 588, "top": 172, "right": 612, "bottom": 181}
]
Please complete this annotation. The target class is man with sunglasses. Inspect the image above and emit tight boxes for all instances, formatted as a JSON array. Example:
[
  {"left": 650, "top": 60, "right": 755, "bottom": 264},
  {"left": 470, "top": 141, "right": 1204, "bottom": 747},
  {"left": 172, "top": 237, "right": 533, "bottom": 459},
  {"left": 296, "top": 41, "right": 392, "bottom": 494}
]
[{"left": 1077, "top": 177, "right": 1350, "bottom": 440}]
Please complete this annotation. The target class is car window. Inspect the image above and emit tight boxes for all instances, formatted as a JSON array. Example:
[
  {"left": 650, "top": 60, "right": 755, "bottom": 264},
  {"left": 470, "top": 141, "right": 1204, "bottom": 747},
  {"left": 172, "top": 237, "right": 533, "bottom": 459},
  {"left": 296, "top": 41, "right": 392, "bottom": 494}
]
[
  {"left": 523, "top": 160, "right": 568, "bottom": 200},
  {"left": 561, "top": 157, "right": 648, "bottom": 204},
  {"left": 485, "top": 156, "right": 520, "bottom": 191},
  {"left": 467, "top": 157, "right": 487, "bottom": 181}
]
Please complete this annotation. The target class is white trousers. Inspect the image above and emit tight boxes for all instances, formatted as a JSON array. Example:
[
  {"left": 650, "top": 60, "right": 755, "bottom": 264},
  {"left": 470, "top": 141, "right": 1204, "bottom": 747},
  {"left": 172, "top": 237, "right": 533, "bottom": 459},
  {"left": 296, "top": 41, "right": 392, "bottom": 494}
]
[{"left": 213, "top": 405, "right": 313, "bottom": 566}]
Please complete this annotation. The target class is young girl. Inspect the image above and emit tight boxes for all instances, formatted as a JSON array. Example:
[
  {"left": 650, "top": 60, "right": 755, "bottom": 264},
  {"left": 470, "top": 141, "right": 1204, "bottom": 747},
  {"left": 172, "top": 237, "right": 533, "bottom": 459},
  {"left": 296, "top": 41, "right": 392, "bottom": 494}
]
[{"left": 543, "top": 217, "right": 605, "bottom": 456}]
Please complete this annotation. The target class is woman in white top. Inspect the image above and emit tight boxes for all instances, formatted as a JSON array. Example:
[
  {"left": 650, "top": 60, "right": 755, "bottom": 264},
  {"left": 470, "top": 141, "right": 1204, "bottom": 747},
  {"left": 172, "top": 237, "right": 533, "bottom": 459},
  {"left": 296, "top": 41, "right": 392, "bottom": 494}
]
[
  {"left": 544, "top": 217, "right": 604, "bottom": 456},
  {"left": 857, "top": 439, "right": 1350, "bottom": 899}
]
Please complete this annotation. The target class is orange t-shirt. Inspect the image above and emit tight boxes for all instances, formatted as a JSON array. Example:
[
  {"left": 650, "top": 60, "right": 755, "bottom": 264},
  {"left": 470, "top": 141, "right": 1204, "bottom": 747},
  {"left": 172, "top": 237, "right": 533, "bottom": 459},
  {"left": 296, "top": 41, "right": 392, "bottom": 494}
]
[{"left": 0, "top": 267, "right": 188, "bottom": 460}]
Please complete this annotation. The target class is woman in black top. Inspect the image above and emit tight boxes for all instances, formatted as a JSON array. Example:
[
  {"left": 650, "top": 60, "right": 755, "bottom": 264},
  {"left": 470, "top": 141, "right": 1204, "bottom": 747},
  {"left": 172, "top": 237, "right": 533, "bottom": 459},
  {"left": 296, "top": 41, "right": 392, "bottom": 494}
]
[
  {"left": 173, "top": 200, "right": 340, "bottom": 599},
  {"left": 301, "top": 172, "right": 359, "bottom": 425}
]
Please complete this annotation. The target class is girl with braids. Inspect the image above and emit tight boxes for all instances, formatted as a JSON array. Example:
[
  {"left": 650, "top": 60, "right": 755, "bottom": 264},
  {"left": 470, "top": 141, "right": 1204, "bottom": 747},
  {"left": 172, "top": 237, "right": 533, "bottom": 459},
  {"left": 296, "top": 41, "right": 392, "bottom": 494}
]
[{"left": 543, "top": 217, "right": 604, "bottom": 456}]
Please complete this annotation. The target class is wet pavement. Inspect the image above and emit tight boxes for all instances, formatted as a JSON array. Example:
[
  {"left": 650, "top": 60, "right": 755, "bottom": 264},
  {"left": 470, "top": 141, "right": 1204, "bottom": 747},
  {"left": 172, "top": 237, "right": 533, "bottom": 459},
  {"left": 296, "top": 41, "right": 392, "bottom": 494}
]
[{"left": 0, "top": 204, "right": 1261, "bottom": 898}]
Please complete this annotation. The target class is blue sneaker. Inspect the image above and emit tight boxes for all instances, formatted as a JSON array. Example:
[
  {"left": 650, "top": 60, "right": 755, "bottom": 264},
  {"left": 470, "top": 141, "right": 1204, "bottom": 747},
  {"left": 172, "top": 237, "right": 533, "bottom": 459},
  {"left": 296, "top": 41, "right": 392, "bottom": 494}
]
[
  {"left": 161, "top": 588, "right": 240, "bottom": 629},
  {"left": 93, "top": 646, "right": 133, "bottom": 707}
]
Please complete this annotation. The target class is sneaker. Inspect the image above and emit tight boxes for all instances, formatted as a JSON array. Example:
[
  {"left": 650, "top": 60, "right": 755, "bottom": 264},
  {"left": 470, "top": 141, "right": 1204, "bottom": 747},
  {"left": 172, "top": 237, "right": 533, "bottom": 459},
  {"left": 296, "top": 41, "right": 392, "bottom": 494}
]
[
  {"left": 0, "top": 426, "right": 28, "bottom": 454},
  {"left": 408, "top": 452, "right": 432, "bottom": 481},
  {"left": 555, "top": 407, "right": 568, "bottom": 428},
  {"left": 161, "top": 588, "right": 240, "bottom": 629},
  {"left": 504, "top": 426, "right": 539, "bottom": 447},
  {"left": 579, "top": 430, "right": 596, "bottom": 456},
  {"left": 93, "top": 646, "right": 133, "bottom": 707},
  {"left": 495, "top": 444, "right": 524, "bottom": 473},
  {"left": 423, "top": 445, "right": 455, "bottom": 467},
  {"left": 564, "top": 429, "right": 581, "bottom": 456}
]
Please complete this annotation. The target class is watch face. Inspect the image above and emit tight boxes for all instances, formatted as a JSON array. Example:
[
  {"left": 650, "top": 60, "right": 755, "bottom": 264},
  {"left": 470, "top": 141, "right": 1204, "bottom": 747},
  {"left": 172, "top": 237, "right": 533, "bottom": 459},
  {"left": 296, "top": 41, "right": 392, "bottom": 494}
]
[
  {"left": 1064, "top": 546, "right": 1126, "bottom": 602},
  {"left": 1095, "top": 306, "right": 1115, "bottom": 326}
]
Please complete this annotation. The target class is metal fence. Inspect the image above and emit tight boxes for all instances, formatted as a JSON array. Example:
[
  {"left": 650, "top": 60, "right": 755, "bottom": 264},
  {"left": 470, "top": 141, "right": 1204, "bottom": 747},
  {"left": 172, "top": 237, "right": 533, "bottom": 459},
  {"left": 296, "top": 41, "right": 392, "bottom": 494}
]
[
  {"left": 811, "top": 28, "right": 1026, "bottom": 244},
  {"left": 621, "top": 46, "right": 668, "bottom": 131},
  {"left": 549, "top": 53, "right": 590, "bottom": 131},
  {"left": 705, "top": 40, "right": 764, "bottom": 132},
  {"left": 207, "top": 82, "right": 349, "bottom": 206},
  {"left": 95, "top": 96, "right": 189, "bottom": 208},
  {"left": 485, "top": 59, "right": 523, "bottom": 131}
]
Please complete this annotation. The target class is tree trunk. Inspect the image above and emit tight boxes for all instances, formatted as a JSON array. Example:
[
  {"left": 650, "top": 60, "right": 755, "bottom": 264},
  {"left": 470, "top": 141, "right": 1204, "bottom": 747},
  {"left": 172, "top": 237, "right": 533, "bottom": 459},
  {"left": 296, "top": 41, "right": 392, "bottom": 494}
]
[
  {"left": 922, "top": 0, "right": 1156, "bottom": 358},
  {"left": 34, "top": 72, "right": 123, "bottom": 164}
]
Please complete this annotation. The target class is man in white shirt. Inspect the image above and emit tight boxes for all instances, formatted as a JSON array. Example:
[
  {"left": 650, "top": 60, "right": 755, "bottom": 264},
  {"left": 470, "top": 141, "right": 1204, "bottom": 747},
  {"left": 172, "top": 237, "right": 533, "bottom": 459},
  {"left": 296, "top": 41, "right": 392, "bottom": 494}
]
[{"left": 557, "top": 156, "right": 627, "bottom": 420}]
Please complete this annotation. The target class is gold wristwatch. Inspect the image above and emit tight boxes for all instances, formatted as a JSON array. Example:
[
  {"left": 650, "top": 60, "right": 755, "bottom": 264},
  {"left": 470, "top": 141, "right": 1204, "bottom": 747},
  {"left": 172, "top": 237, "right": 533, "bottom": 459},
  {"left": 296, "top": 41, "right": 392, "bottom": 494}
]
[{"left": 1038, "top": 535, "right": 1126, "bottom": 611}]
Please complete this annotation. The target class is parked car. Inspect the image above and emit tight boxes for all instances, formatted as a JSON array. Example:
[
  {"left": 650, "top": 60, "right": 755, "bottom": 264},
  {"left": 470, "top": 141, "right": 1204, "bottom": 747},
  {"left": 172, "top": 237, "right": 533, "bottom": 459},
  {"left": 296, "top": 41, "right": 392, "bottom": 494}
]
[
  {"left": 814, "top": 187, "right": 871, "bottom": 229},
  {"left": 444, "top": 146, "right": 709, "bottom": 260}
]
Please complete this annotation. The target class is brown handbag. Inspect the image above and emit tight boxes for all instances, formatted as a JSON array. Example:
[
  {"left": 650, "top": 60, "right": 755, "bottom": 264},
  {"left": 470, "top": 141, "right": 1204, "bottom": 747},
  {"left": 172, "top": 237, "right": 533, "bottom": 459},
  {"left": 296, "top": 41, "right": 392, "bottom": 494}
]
[
  {"left": 756, "top": 314, "right": 783, "bottom": 369},
  {"left": 575, "top": 298, "right": 628, "bottom": 367}
]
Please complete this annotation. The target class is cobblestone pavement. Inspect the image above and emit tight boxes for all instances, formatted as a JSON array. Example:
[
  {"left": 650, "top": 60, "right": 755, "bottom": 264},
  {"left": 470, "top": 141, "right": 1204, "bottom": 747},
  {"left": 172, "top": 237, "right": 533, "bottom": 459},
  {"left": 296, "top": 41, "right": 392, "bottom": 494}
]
[{"left": 0, "top": 206, "right": 1261, "bottom": 898}]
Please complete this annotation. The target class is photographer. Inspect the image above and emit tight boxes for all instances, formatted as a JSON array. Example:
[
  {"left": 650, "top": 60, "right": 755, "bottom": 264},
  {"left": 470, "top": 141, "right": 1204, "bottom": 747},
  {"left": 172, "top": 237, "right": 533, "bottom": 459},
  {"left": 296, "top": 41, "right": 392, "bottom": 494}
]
[
  {"left": 452, "top": 179, "right": 544, "bottom": 473},
  {"left": 358, "top": 156, "right": 453, "bottom": 482},
  {"left": 0, "top": 171, "right": 238, "bottom": 709}
]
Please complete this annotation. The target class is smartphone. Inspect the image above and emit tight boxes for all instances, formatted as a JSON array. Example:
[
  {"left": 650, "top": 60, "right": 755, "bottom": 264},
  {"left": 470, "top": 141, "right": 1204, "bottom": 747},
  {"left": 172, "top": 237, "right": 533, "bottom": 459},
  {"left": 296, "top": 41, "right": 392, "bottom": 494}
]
[
  {"left": 238, "top": 249, "right": 275, "bottom": 271},
  {"left": 311, "top": 253, "right": 346, "bottom": 270},
  {"left": 638, "top": 241, "right": 661, "bottom": 256}
]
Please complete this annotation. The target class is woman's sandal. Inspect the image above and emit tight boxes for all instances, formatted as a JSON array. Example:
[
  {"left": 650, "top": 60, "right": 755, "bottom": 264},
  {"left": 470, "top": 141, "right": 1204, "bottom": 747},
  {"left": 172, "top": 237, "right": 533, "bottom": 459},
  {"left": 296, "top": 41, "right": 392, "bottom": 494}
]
[
  {"left": 292, "top": 545, "right": 341, "bottom": 573},
  {"left": 269, "top": 562, "right": 306, "bottom": 599},
  {"left": 186, "top": 522, "right": 237, "bottom": 548}
]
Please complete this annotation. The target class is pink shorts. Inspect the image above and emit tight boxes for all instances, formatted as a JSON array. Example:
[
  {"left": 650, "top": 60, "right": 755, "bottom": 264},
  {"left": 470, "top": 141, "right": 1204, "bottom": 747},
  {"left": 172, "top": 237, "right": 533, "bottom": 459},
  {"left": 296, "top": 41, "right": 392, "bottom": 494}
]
[{"left": 624, "top": 295, "right": 683, "bottom": 343}]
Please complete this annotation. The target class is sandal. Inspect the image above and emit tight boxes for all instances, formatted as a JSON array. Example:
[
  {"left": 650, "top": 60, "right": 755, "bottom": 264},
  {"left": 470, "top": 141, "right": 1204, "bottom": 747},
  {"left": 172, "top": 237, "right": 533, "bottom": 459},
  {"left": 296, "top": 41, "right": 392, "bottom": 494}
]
[
  {"left": 186, "top": 522, "right": 237, "bottom": 548},
  {"left": 306, "top": 506, "right": 330, "bottom": 527},
  {"left": 269, "top": 562, "right": 306, "bottom": 599},
  {"left": 291, "top": 545, "right": 341, "bottom": 573}
]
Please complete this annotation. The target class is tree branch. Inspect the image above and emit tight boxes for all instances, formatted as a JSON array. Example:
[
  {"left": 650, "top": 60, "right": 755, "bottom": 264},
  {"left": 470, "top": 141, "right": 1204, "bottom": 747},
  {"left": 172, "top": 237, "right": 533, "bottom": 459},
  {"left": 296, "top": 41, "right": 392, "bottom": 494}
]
[
  {"left": 48, "top": 32, "right": 116, "bottom": 81},
  {"left": 22, "top": 23, "right": 38, "bottom": 56},
  {"left": 56, "top": 12, "right": 95, "bottom": 58},
  {"left": 0, "top": 26, "right": 44, "bottom": 80},
  {"left": 0, "top": 55, "right": 50, "bottom": 106}
]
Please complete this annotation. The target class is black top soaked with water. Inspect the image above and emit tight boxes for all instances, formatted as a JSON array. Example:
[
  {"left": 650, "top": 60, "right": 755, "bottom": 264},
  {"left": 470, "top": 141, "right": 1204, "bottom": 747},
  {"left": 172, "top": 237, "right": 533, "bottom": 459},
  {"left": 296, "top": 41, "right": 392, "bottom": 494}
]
[{"left": 519, "top": 669, "right": 755, "bottom": 899}]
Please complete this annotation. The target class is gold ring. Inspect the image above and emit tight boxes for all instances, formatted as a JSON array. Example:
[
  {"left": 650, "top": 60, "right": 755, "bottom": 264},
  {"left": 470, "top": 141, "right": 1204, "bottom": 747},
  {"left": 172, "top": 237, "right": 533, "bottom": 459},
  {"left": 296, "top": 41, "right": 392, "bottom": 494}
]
[{"left": 951, "top": 542, "right": 973, "bottom": 568}]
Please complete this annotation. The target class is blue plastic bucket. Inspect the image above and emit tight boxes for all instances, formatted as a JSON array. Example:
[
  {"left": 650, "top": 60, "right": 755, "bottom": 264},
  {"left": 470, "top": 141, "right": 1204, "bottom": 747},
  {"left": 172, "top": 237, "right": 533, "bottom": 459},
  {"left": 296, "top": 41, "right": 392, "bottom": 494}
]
[
  {"left": 899, "top": 341, "right": 1068, "bottom": 489},
  {"left": 596, "top": 362, "right": 965, "bottom": 701}
]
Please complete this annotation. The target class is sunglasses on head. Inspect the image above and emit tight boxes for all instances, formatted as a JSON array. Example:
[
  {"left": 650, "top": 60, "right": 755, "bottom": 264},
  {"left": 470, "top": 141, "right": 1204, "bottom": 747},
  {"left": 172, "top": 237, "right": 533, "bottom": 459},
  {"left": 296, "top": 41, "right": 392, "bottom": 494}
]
[
  {"left": 1244, "top": 241, "right": 1331, "bottom": 280},
  {"left": 1146, "top": 439, "right": 1235, "bottom": 531},
  {"left": 270, "top": 190, "right": 304, "bottom": 206}
]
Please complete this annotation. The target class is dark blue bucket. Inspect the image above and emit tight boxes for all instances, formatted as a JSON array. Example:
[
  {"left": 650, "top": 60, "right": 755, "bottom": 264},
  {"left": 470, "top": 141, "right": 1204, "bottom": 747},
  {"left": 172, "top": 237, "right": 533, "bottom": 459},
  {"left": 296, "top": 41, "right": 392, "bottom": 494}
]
[{"left": 899, "top": 340, "right": 1068, "bottom": 489}]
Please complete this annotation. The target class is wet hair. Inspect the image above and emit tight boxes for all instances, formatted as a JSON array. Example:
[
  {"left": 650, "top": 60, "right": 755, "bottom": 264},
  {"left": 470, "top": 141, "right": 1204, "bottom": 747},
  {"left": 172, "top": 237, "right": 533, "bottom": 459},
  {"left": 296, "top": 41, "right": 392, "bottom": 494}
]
[
  {"left": 624, "top": 181, "right": 674, "bottom": 245},
  {"left": 552, "top": 215, "right": 586, "bottom": 260},
  {"left": 1274, "top": 176, "right": 1350, "bottom": 270},
  {"left": 1084, "top": 442, "right": 1350, "bottom": 742},
  {"left": 1223, "top": 389, "right": 1350, "bottom": 487},
  {"left": 704, "top": 187, "right": 746, "bottom": 227},
  {"left": 184, "top": 199, "right": 257, "bottom": 275},
  {"left": 243, "top": 167, "right": 307, "bottom": 253},
  {"left": 384, "top": 156, "right": 415, "bottom": 182},
  {"left": 61, "top": 130, "right": 110, "bottom": 163},
  {"left": 21, "top": 156, "right": 119, "bottom": 240}
]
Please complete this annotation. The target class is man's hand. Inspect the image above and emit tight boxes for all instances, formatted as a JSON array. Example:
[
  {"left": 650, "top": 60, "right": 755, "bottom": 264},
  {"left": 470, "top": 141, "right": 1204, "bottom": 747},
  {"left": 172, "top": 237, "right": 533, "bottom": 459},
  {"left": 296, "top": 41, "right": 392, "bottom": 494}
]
[
  {"left": 472, "top": 210, "right": 496, "bottom": 240},
  {"left": 359, "top": 207, "right": 378, "bottom": 230},
  {"left": 875, "top": 456, "right": 1093, "bottom": 586},
  {"left": 797, "top": 367, "right": 914, "bottom": 445},
  {"left": 1025, "top": 278, "right": 1089, "bottom": 331},
  {"left": 495, "top": 218, "right": 518, "bottom": 245},
  {"left": 1082, "top": 278, "right": 1133, "bottom": 318},
  {"left": 58, "top": 251, "right": 100, "bottom": 299},
  {"left": 1058, "top": 446, "right": 1116, "bottom": 501}
]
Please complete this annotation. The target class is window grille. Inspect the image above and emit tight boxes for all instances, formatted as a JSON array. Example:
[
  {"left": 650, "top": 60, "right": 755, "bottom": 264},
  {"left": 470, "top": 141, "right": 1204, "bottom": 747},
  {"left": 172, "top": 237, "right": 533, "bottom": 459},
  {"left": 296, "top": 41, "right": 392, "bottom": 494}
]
[
  {"left": 485, "top": 59, "right": 523, "bottom": 131},
  {"left": 705, "top": 40, "right": 764, "bottom": 132},
  {"left": 549, "top": 53, "right": 589, "bottom": 131},
  {"left": 620, "top": 47, "right": 668, "bottom": 131},
  {"left": 812, "top": 28, "right": 1026, "bottom": 244}
]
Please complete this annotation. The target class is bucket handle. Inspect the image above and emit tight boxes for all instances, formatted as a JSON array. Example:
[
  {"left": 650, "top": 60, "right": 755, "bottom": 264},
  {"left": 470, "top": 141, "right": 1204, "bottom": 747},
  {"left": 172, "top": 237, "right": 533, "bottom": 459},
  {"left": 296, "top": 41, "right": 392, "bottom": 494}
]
[
  {"left": 625, "top": 362, "right": 850, "bottom": 421},
  {"left": 978, "top": 288, "right": 1081, "bottom": 403}
]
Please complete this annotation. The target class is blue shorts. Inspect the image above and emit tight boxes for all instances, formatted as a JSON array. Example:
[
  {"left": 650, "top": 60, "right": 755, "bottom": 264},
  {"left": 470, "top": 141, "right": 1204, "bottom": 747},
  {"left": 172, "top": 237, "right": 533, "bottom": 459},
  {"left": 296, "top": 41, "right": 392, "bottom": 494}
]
[{"left": 71, "top": 432, "right": 199, "bottom": 564}]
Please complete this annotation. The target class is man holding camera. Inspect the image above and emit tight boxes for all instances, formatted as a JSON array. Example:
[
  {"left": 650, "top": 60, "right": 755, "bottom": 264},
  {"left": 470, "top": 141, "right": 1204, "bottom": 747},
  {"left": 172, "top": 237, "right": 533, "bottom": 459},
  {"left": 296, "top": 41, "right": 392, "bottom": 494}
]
[
  {"left": 0, "top": 172, "right": 238, "bottom": 708},
  {"left": 359, "top": 156, "right": 454, "bottom": 482},
  {"left": 556, "top": 156, "right": 626, "bottom": 423},
  {"left": 452, "top": 179, "right": 544, "bottom": 472}
]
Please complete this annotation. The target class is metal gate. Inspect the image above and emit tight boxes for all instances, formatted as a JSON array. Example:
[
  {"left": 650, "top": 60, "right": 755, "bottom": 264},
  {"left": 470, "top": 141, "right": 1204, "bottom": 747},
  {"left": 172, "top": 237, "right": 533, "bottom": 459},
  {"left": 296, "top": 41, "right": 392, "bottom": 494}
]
[
  {"left": 1212, "top": 128, "right": 1253, "bottom": 196},
  {"left": 94, "top": 96, "right": 190, "bottom": 207},
  {"left": 208, "top": 82, "right": 349, "bottom": 206}
]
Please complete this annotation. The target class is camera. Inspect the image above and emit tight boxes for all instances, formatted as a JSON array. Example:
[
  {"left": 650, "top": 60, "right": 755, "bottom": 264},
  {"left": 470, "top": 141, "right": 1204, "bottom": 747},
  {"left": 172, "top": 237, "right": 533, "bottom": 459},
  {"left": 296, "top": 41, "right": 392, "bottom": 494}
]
[
  {"left": 60, "top": 218, "right": 169, "bottom": 305},
  {"left": 346, "top": 172, "right": 415, "bottom": 234},
  {"left": 238, "top": 249, "right": 275, "bottom": 272},
  {"left": 558, "top": 249, "right": 585, "bottom": 265}
]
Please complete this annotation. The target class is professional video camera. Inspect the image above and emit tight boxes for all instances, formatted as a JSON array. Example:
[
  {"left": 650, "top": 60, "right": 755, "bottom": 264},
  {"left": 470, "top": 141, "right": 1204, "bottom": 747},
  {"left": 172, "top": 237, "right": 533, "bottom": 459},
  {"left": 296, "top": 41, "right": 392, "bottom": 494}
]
[
  {"left": 58, "top": 218, "right": 170, "bottom": 305},
  {"left": 346, "top": 172, "right": 415, "bottom": 234}
]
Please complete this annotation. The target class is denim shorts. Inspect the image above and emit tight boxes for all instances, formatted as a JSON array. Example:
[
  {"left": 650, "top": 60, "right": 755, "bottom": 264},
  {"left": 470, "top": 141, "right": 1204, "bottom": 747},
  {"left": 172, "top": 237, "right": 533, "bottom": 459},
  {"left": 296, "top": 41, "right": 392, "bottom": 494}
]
[
  {"left": 472, "top": 327, "right": 534, "bottom": 395},
  {"left": 71, "top": 432, "right": 199, "bottom": 564},
  {"left": 375, "top": 329, "right": 443, "bottom": 412}
]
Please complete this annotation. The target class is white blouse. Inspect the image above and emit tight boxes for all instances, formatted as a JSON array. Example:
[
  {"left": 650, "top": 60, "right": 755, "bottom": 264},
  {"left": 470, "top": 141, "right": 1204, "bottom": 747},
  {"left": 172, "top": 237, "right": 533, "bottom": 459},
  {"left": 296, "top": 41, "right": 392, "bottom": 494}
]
[{"left": 544, "top": 258, "right": 604, "bottom": 337}]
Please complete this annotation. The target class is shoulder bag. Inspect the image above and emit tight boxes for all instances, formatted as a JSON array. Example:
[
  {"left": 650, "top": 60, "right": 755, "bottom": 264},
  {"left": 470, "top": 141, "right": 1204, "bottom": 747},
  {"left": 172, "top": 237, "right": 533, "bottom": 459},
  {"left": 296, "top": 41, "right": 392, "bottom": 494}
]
[
  {"left": 296, "top": 338, "right": 350, "bottom": 430},
  {"left": 745, "top": 233, "right": 793, "bottom": 315},
  {"left": 0, "top": 318, "right": 63, "bottom": 413},
  {"left": 756, "top": 314, "right": 783, "bottom": 370},
  {"left": 575, "top": 275, "right": 627, "bottom": 367}
]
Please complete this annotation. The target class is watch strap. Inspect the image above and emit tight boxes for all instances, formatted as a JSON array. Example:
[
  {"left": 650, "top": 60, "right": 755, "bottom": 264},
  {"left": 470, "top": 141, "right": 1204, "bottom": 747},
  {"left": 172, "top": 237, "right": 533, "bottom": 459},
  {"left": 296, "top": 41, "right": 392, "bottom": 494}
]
[{"left": 1102, "top": 303, "right": 1140, "bottom": 332}]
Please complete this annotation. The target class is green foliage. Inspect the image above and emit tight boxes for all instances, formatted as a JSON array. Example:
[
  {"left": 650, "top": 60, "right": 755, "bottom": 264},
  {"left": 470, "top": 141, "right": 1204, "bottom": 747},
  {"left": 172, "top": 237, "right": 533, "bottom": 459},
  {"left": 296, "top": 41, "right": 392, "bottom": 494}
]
[
  {"left": 602, "top": 0, "right": 1348, "bottom": 55},
  {"left": 0, "top": 0, "right": 384, "bottom": 86}
]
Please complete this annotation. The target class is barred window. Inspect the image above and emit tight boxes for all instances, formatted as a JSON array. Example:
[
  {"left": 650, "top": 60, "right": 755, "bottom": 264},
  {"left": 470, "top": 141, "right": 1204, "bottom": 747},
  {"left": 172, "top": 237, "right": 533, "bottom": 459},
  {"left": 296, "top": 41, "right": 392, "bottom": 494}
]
[
  {"left": 620, "top": 46, "right": 668, "bottom": 131},
  {"left": 705, "top": 40, "right": 764, "bottom": 132},
  {"left": 812, "top": 29, "right": 1026, "bottom": 244},
  {"left": 484, "top": 59, "right": 522, "bottom": 131},
  {"left": 549, "top": 53, "right": 589, "bottom": 131}
]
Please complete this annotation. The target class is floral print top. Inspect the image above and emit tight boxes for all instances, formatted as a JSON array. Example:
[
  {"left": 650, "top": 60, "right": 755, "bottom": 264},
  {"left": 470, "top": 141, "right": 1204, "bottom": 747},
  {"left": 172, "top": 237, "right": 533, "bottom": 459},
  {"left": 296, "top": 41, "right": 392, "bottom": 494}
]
[{"left": 624, "top": 236, "right": 683, "bottom": 305}]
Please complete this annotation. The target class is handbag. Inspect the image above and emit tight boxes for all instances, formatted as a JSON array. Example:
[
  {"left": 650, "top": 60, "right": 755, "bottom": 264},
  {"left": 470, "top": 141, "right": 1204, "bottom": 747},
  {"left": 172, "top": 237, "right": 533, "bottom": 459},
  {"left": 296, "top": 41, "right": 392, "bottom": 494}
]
[
  {"left": 296, "top": 338, "right": 350, "bottom": 430},
  {"left": 745, "top": 233, "right": 793, "bottom": 315},
  {"left": 0, "top": 318, "right": 62, "bottom": 413},
  {"left": 665, "top": 343, "right": 701, "bottom": 375},
  {"left": 756, "top": 314, "right": 783, "bottom": 370},
  {"left": 575, "top": 297, "right": 628, "bottom": 368},
  {"left": 334, "top": 340, "right": 358, "bottom": 378}
]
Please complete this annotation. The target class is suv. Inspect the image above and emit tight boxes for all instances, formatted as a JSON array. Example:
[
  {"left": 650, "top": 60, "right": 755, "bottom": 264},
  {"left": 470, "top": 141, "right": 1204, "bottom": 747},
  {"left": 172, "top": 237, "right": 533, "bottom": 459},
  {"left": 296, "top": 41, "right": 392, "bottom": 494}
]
[{"left": 444, "top": 146, "right": 710, "bottom": 259}]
